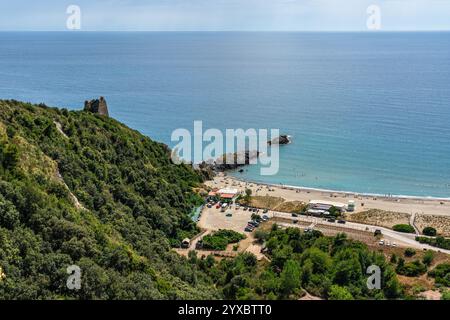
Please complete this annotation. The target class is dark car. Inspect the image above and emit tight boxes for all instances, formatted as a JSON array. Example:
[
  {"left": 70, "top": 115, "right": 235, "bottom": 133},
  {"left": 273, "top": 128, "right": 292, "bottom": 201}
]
[
  {"left": 248, "top": 220, "right": 259, "bottom": 227},
  {"left": 291, "top": 213, "right": 298, "bottom": 217},
  {"left": 337, "top": 220, "right": 346, "bottom": 224},
  {"left": 327, "top": 218, "right": 336, "bottom": 223}
]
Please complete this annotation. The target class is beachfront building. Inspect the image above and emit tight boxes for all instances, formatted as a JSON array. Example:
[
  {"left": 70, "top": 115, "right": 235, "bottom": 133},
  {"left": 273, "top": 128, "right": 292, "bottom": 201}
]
[
  {"left": 308, "top": 200, "right": 347, "bottom": 214},
  {"left": 208, "top": 189, "right": 219, "bottom": 197},
  {"left": 216, "top": 188, "right": 240, "bottom": 202}
]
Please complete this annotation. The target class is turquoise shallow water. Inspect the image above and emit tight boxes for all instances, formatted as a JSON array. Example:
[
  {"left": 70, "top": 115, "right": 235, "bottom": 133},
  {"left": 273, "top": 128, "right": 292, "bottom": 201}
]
[{"left": 1, "top": 32, "right": 450, "bottom": 197}]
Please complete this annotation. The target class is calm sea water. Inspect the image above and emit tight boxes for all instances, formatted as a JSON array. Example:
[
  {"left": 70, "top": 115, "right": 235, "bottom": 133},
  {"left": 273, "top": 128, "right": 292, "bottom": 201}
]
[{"left": 1, "top": 32, "right": 450, "bottom": 198}]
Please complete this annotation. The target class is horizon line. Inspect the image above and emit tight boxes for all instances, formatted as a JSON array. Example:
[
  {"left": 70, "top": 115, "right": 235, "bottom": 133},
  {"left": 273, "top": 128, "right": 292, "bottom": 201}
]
[{"left": 1, "top": 30, "right": 450, "bottom": 33}]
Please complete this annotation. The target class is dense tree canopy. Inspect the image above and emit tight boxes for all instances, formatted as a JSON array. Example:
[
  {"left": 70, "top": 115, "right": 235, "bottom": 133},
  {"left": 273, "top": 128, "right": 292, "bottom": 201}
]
[
  {"left": 0, "top": 100, "right": 215, "bottom": 299},
  {"left": 191, "top": 225, "right": 404, "bottom": 300}
]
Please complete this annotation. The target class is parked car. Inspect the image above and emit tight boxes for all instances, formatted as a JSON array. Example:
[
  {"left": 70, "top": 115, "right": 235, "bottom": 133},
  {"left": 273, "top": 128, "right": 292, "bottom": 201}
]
[
  {"left": 244, "top": 226, "right": 254, "bottom": 232},
  {"left": 262, "top": 215, "right": 269, "bottom": 221},
  {"left": 291, "top": 213, "right": 298, "bottom": 217},
  {"left": 243, "top": 206, "right": 248, "bottom": 211},
  {"left": 327, "top": 218, "right": 336, "bottom": 223},
  {"left": 215, "top": 204, "right": 220, "bottom": 209},
  {"left": 337, "top": 220, "right": 346, "bottom": 224},
  {"left": 207, "top": 204, "right": 212, "bottom": 208},
  {"left": 248, "top": 221, "right": 260, "bottom": 227},
  {"left": 374, "top": 229, "right": 382, "bottom": 236},
  {"left": 263, "top": 209, "right": 269, "bottom": 213},
  {"left": 293, "top": 220, "right": 298, "bottom": 224}
]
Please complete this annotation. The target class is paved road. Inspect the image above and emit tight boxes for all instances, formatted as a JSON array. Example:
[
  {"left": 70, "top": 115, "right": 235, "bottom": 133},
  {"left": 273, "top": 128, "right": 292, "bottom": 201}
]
[{"left": 271, "top": 211, "right": 450, "bottom": 254}]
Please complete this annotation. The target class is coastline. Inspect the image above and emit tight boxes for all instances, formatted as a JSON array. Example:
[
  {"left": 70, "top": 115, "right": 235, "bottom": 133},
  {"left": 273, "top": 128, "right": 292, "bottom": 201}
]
[
  {"left": 227, "top": 172, "right": 450, "bottom": 202},
  {"left": 205, "top": 172, "right": 450, "bottom": 217}
]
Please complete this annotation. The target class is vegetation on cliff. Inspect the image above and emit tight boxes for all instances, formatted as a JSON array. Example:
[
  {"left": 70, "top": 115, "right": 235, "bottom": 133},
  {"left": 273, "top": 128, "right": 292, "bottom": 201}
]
[{"left": 0, "top": 100, "right": 215, "bottom": 299}]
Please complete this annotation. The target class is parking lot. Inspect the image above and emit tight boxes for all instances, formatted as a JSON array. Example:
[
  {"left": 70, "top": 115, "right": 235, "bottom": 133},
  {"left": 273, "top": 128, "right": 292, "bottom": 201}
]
[{"left": 197, "top": 204, "right": 273, "bottom": 234}]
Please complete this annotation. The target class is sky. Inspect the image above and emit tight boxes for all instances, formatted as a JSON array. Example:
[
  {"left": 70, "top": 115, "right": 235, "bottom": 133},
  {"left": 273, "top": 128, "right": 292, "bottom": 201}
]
[{"left": 1, "top": 0, "right": 450, "bottom": 31}]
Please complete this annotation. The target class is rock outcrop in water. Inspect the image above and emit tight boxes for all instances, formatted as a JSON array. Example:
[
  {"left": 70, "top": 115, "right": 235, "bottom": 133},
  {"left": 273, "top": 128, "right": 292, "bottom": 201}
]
[
  {"left": 214, "top": 150, "right": 260, "bottom": 171},
  {"left": 198, "top": 135, "right": 291, "bottom": 174},
  {"left": 84, "top": 96, "right": 109, "bottom": 116},
  {"left": 197, "top": 150, "right": 260, "bottom": 174},
  {"left": 268, "top": 135, "right": 291, "bottom": 145}
]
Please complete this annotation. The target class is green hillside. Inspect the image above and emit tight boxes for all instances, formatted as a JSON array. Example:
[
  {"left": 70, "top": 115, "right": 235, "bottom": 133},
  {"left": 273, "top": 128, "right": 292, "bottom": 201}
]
[
  {"left": 2, "top": 100, "right": 444, "bottom": 300},
  {"left": 0, "top": 100, "right": 217, "bottom": 299}
]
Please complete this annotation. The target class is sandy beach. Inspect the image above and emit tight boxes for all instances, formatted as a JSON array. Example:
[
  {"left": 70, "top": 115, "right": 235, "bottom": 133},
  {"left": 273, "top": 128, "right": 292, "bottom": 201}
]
[{"left": 205, "top": 173, "right": 450, "bottom": 217}]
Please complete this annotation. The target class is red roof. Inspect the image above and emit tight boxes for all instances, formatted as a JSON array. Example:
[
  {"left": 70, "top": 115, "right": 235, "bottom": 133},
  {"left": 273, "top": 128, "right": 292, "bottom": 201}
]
[{"left": 220, "top": 193, "right": 235, "bottom": 199}]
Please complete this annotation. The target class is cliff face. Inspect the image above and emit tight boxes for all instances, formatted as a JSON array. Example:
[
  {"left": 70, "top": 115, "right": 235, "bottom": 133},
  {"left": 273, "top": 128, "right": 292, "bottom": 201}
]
[{"left": 84, "top": 96, "right": 109, "bottom": 116}]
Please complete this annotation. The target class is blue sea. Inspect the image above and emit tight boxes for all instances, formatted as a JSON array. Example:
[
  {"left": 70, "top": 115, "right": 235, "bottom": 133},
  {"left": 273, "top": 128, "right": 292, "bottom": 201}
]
[{"left": 1, "top": 32, "right": 450, "bottom": 198}]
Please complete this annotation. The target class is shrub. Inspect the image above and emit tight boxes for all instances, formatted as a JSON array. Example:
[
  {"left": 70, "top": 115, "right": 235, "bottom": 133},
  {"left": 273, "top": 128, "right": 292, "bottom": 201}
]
[
  {"left": 396, "top": 260, "right": 427, "bottom": 277},
  {"left": 254, "top": 230, "right": 269, "bottom": 242},
  {"left": 328, "top": 206, "right": 343, "bottom": 218},
  {"left": 404, "top": 248, "right": 416, "bottom": 257},
  {"left": 251, "top": 213, "right": 262, "bottom": 222},
  {"left": 416, "top": 236, "right": 450, "bottom": 250},
  {"left": 0, "top": 195, "right": 20, "bottom": 229},
  {"left": 422, "top": 227, "right": 437, "bottom": 236},
  {"left": 428, "top": 263, "right": 450, "bottom": 287},
  {"left": 393, "top": 224, "right": 415, "bottom": 233},
  {"left": 442, "top": 290, "right": 450, "bottom": 300},
  {"left": 202, "top": 229, "right": 246, "bottom": 250},
  {"left": 0, "top": 142, "right": 19, "bottom": 170},
  {"left": 390, "top": 254, "right": 398, "bottom": 264},
  {"left": 328, "top": 285, "right": 354, "bottom": 300},
  {"left": 422, "top": 250, "right": 434, "bottom": 266}
]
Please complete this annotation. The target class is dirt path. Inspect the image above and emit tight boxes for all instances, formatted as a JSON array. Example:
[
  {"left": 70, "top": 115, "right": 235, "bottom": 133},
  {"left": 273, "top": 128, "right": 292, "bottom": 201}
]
[
  {"left": 53, "top": 121, "right": 69, "bottom": 139},
  {"left": 410, "top": 212, "right": 420, "bottom": 235}
]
